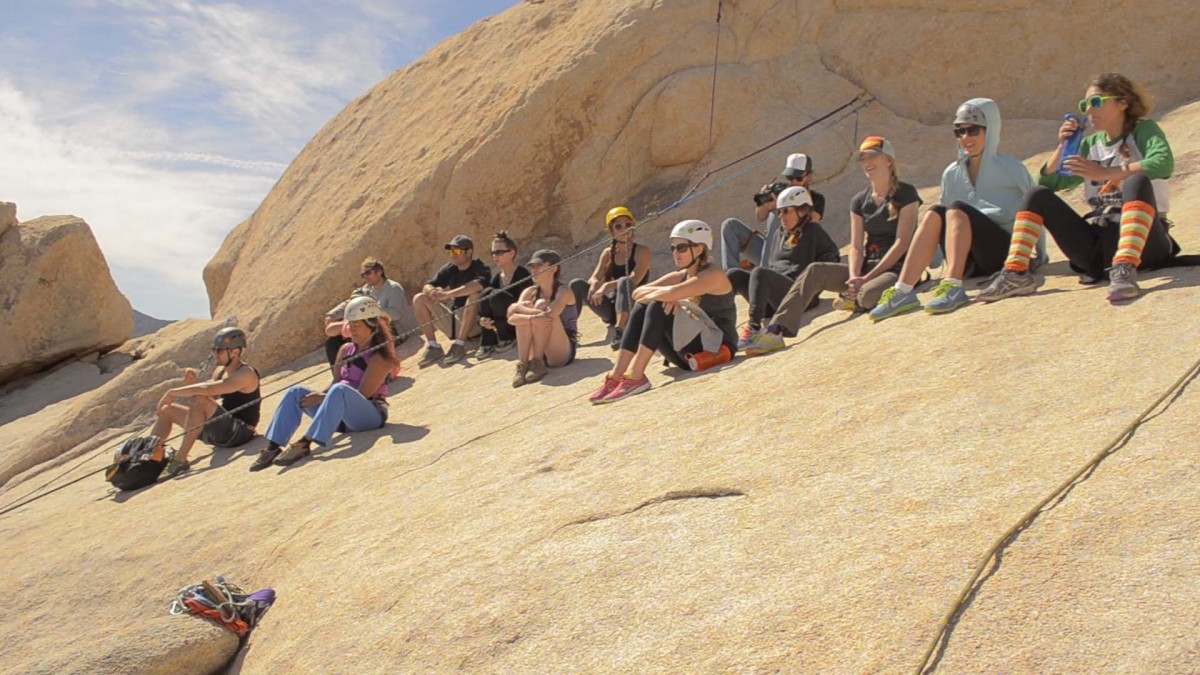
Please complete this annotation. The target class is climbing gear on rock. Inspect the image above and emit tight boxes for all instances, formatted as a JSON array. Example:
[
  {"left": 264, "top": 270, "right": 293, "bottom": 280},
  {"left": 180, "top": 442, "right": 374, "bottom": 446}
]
[{"left": 170, "top": 576, "right": 276, "bottom": 639}]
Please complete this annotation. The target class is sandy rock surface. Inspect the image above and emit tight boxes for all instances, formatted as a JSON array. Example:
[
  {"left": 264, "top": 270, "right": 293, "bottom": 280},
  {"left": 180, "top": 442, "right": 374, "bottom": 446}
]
[
  {"left": 0, "top": 215, "right": 133, "bottom": 386},
  {"left": 0, "top": 201, "right": 15, "bottom": 237},
  {"left": 3, "top": 1, "right": 1200, "bottom": 671}
]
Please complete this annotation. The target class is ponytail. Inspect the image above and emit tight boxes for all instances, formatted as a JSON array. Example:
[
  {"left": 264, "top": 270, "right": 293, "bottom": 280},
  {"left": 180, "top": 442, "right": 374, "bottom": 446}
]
[{"left": 885, "top": 161, "right": 900, "bottom": 221}]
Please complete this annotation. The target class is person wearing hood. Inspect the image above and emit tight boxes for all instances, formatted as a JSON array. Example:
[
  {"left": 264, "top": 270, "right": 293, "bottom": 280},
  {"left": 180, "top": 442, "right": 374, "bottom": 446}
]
[
  {"left": 978, "top": 73, "right": 1180, "bottom": 303},
  {"left": 870, "top": 98, "right": 1043, "bottom": 321}
]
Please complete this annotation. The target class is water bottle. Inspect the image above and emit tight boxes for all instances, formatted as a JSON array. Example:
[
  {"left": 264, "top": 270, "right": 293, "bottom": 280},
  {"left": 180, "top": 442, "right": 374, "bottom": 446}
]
[{"left": 1057, "top": 114, "right": 1087, "bottom": 177}]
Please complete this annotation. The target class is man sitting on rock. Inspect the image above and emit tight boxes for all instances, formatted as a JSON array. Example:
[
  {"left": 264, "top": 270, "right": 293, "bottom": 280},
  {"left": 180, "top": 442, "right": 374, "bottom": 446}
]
[
  {"left": 154, "top": 327, "right": 262, "bottom": 478},
  {"left": 413, "top": 235, "right": 491, "bottom": 367},
  {"left": 323, "top": 257, "right": 417, "bottom": 365},
  {"left": 719, "top": 153, "right": 827, "bottom": 271}
]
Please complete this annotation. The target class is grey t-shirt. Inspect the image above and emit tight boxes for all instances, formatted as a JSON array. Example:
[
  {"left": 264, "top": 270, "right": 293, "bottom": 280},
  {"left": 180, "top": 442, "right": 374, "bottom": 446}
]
[{"left": 326, "top": 279, "right": 417, "bottom": 337}]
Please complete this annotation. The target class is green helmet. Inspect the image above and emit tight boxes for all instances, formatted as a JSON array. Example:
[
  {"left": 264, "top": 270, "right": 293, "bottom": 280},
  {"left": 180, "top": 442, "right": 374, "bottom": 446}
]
[{"left": 213, "top": 327, "right": 247, "bottom": 351}]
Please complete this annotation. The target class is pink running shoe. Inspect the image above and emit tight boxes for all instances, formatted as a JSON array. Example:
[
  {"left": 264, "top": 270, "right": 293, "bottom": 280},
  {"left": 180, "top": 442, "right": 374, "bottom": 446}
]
[
  {"left": 602, "top": 375, "right": 651, "bottom": 403},
  {"left": 588, "top": 375, "right": 621, "bottom": 404}
]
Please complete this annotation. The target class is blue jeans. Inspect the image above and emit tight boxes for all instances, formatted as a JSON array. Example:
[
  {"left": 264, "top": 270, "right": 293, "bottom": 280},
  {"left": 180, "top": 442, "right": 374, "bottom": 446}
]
[
  {"left": 720, "top": 213, "right": 780, "bottom": 271},
  {"left": 265, "top": 383, "right": 384, "bottom": 447}
]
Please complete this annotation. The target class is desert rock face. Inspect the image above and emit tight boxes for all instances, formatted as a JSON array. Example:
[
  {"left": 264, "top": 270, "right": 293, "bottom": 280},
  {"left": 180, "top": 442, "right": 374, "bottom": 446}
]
[
  {"left": 0, "top": 201, "right": 16, "bottom": 237},
  {"left": 0, "top": 214, "right": 133, "bottom": 386},
  {"left": 4, "top": 1, "right": 1200, "bottom": 672}
]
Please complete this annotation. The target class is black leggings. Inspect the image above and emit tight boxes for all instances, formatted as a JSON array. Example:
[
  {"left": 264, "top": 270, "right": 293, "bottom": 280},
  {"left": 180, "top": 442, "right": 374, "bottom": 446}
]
[
  {"left": 477, "top": 287, "right": 519, "bottom": 345},
  {"left": 930, "top": 200, "right": 1012, "bottom": 278},
  {"left": 1019, "top": 174, "right": 1177, "bottom": 278},
  {"left": 619, "top": 301, "right": 703, "bottom": 371},
  {"left": 726, "top": 266, "right": 817, "bottom": 328},
  {"left": 325, "top": 336, "right": 348, "bottom": 365}
]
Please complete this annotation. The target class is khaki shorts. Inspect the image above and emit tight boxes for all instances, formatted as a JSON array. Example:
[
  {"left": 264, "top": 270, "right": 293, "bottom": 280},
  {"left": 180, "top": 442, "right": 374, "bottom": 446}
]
[{"left": 429, "top": 301, "right": 481, "bottom": 339}]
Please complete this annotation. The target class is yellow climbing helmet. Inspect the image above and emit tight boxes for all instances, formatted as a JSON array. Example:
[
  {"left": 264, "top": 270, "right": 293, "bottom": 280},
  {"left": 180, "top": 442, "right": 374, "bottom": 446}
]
[{"left": 605, "top": 206, "right": 636, "bottom": 228}]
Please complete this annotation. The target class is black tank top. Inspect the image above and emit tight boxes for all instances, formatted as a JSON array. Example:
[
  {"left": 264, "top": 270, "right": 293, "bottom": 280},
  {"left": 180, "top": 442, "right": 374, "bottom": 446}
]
[
  {"left": 606, "top": 243, "right": 648, "bottom": 284},
  {"left": 220, "top": 364, "right": 261, "bottom": 427}
]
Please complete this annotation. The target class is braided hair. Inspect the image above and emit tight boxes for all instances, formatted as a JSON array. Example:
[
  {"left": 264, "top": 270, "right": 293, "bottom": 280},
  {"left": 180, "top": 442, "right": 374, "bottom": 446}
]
[
  {"left": 885, "top": 159, "right": 900, "bottom": 221},
  {"left": 531, "top": 265, "right": 562, "bottom": 303},
  {"left": 1090, "top": 72, "right": 1151, "bottom": 160},
  {"left": 785, "top": 206, "right": 813, "bottom": 248}
]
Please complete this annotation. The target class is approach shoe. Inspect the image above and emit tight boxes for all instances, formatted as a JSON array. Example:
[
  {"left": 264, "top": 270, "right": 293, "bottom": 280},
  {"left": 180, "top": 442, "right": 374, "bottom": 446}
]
[
  {"left": 977, "top": 270, "right": 1039, "bottom": 303},
  {"left": 868, "top": 287, "right": 920, "bottom": 322},
  {"left": 736, "top": 325, "right": 760, "bottom": 352},
  {"left": 511, "top": 362, "right": 530, "bottom": 388},
  {"left": 161, "top": 456, "right": 190, "bottom": 479},
  {"left": 831, "top": 293, "right": 858, "bottom": 312},
  {"left": 417, "top": 343, "right": 444, "bottom": 368},
  {"left": 444, "top": 342, "right": 467, "bottom": 365},
  {"left": 274, "top": 440, "right": 312, "bottom": 466},
  {"left": 249, "top": 446, "right": 281, "bottom": 472},
  {"left": 602, "top": 375, "right": 651, "bottom": 403},
  {"left": 475, "top": 344, "right": 496, "bottom": 361},
  {"left": 1107, "top": 263, "right": 1140, "bottom": 303},
  {"left": 745, "top": 332, "right": 785, "bottom": 357},
  {"left": 924, "top": 280, "right": 971, "bottom": 314},
  {"left": 524, "top": 358, "right": 548, "bottom": 384},
  {"left": 495, "top": 339, "right": 515, "bottom": 353},
  {"left": 589, "top": 375, "right": 622, "bottom": 403}
]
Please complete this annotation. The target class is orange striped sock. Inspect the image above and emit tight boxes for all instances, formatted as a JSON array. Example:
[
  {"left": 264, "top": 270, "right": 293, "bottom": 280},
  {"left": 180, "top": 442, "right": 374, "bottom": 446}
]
[
  {"left": 1113, "top": 201, "right": 1154, "bottom": 267},
  {"left": 1004, "top": 211, "right": 1043, "bottom": 273}
]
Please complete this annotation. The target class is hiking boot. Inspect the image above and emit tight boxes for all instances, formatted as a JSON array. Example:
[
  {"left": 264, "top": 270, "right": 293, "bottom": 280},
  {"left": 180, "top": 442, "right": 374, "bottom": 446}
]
[
  {"left": 524, "top": 358, "right": 548, "bottom": 384},
  {"left": 589, "top": 375, "right": 621, "bottom": 403},
  {"left": 745, "top": 332, "right": 785, "bottom": 356},
  {"left": 417, "top": 343, "right": 444, "bottom": 368},
  {"left": 609, "top": 327, "right": 623, "bottom": 351},
  {"left": 687, "top": 344, "right": 734, "bottom": 371},
  {"left": 444, "top": 342, "right": 467, "bottom": 365},
  {"left": 977, "top": 270, "right": 1039, "bottom": 303},
  {"left": 868, "top": 287, "right": 921, "bottom": 322},
  {"left": 512, "top": 362, "right": 530, "bottom": 388},
  {"left": 162, "top": 456, "right": 190, "bottom": 479},
  {"left": 925, "top": 280, "right": 971, "bottom": 314},
  {"left": 831, "top": 293, "right": 858, "bottom": 311},
  {"left": 475, "top": 344, "right": 496, "bottom": 361},
  {"left": 1107, "top": 263, "right": 1140, "bottom": 302},
  {"left": 274, "top": 440, "right": 312, "bottom": 466},
  {"left": 736, "top": 325, "right": 760, "bottom": 351},
  {"left": 602, "top": 375, "right": 651, "bottom": 403},
  {"left": 495, "top": 339, "right": 515, "bottom": 353},
  {"left": 249, "top": 445, "right": 281, "bottom": 472}
]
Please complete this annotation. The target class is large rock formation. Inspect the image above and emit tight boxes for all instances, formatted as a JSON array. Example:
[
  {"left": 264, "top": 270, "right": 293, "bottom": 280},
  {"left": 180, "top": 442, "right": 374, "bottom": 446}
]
[
  {"left": 202, "top": 0, "right": 1200, "bottom": 371},
  {"left": 0, "top": 201, "right": 15, "bottom": 238},
  {"left": 0, "top": 214, "right": 133, "bottom": 385}
]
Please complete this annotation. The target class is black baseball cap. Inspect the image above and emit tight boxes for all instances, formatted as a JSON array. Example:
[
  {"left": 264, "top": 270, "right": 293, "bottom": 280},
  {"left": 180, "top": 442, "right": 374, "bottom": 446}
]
[{"left": 444, "top": 234, "right": 474, "bottom": 250}]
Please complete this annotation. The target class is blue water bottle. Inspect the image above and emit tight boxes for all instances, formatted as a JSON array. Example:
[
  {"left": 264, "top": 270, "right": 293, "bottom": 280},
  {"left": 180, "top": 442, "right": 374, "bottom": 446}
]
[{"left": 1057, "top": 113, "right": 1086, "bottom": 177}]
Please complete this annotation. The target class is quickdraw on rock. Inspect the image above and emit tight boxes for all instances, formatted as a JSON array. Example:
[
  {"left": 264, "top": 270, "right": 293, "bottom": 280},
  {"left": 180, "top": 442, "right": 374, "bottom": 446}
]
[{"left": 169, "top": 576, "right": 276, "bottom": 639}]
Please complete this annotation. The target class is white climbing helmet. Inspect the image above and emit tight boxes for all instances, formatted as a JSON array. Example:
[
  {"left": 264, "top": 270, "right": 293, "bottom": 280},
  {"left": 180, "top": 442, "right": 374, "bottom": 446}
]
[
  {"left": 344, "top": 296, "right": 388, "bottom": 323},
  {"left": 669, "top": 219, "right": 713, "bottom": 249},
  {"left": 775, "top": 186, "right": 814, "bottom": 210}
]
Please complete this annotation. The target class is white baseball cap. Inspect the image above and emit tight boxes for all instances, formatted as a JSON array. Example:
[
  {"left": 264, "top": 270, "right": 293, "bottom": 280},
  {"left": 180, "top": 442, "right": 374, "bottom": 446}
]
[{"left": 782, "top": 153, "right": 813, "bottom": 178}]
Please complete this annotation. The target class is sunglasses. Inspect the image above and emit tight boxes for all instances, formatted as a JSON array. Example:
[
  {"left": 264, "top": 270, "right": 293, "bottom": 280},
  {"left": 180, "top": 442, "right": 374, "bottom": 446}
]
[
  {"left": 489, "top": 249, "right": 512, "bottom": 255},
  {"left": 669, "top": 243, "right": 696, "bottom": 254},
  {"left": 953, "top": 125, "right": 985, "bottom": 139},
  {"left": 1078, "top": 94, "right": 1120, "bottom": 114},
  {"left": 610, "top": 221, "right": 634, "bottom": 232},
  {"left": 360, "top": 270, "right": 375, "bottom": 278},
  {"left": 447, "top": 247, "right": 467, "bottom": 256}
]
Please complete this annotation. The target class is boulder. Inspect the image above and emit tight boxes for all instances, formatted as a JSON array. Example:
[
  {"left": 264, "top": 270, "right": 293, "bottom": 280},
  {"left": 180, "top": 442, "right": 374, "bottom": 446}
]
[
  {"left": 0, "top": 215, "right": 133, "bottom": 386},
  {"left": 0, "top": 201, "right": 15, "bottom": 238}
]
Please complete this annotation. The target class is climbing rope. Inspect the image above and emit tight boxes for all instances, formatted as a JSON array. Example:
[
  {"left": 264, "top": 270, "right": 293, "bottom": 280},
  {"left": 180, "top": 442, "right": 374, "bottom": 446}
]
[
  {"left": 705, "top": 1, "right": 724, "bottom": 153},
  {"left": 914, "top": 351, "right": 1200, "bottom": 674},
  {"left": 0, "top": 93, "right": 874, "bottom": 519}
]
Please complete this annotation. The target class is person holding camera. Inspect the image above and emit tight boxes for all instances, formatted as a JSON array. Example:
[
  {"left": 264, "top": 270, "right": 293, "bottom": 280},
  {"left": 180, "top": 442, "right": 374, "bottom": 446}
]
[{"left": 719, "top": 153, "right": 826, "bottom": 271}]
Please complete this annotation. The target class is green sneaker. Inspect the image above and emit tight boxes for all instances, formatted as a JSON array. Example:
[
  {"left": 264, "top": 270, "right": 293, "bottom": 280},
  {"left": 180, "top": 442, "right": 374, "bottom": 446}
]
[
  {"left": 868, "top": 287, "right": 921, "bottom": 322},
  {"left": 162, "top": 457, "right": 191, "bottom": 479},
  {"left": 745, "top": 331, "right": 785, "bottom": 356},
  {"left": 925, "top": 280, "right": 971, "bottom": 314}
]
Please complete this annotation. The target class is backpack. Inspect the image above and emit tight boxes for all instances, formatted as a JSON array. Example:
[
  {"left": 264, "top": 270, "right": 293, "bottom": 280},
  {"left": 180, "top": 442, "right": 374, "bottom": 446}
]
[{"left": 105, "top": 436, "right": 168, "bottom": 491}]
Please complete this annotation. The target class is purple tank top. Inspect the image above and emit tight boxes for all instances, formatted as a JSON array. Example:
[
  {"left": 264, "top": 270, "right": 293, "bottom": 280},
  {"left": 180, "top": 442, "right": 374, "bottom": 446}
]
[{"left": 339, "top": 343, "right": 388, "bottom": 397}]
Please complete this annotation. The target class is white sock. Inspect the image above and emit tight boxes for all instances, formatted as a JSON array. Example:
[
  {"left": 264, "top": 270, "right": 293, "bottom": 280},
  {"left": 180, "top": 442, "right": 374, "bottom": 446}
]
[
  {"left": 895, "top": 282, "right": 914, "bottom": 294},
  {"left": 453, "top": 339, "right": 466, "bottom": 347}
]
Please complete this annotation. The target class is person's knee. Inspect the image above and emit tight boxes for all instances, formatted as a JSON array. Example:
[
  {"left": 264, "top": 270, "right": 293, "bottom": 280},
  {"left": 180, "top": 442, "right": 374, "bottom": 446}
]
[
  {"left": 413, "top": 292, "right": 433, "bottom": 308},
  {"left": 1020, "top": 185, "right": 1056, "bottom": 212},
  {"left": 923, "top": 206, "right": 946, "bottom": 228},
  {"left": 945, "top": 205, "right": 971, "bottom": 228},
  {"left": 1122, "top": 172, "right": 1154, "bottom": 201},
  {"left": 721, "top": 217, "right": 746, "bottom": 234},
  {"left": 326, "top": 382, "right": 354, "bottom": 399}
]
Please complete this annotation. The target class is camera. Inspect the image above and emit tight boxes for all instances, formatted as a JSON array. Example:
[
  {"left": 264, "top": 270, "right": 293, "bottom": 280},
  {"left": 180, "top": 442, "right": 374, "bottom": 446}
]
[{"left": 752, "top": 181, "right": 790, "bottom": 207}]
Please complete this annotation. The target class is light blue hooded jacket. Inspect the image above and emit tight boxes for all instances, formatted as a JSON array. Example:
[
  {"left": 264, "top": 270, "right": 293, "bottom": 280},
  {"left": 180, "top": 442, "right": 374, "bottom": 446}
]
[{"left": 939, "top": 97, "right": 1046, "bottom": 264}]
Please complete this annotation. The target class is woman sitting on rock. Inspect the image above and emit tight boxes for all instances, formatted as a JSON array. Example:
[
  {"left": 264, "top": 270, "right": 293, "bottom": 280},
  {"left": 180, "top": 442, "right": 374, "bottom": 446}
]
[
  {"left": 979, "top": 72, "right": 1180, "bottom": 303},
  {"left": 250, "top": 296, "right": 397, "bottom": 470},
  {"left": 729, "top": 185, "right": 841, "bottom": 353},
  {"left": 475, "top": 230, "right": 532, "bottom": 360},
  {"left": 508, "top": 249, "right": 579, "bottom": 387},
  {"left": 589, "top": 220, "right": 737, "bottom": 404},
  {"left": 870, "top": 97, "right": 1043, "bottom": 320},
  {"left": 744, "top": 137, "right": 922, "bottom": 355},
  {"left": 568, "top": 206, "right": 652, "bottom": 350}
]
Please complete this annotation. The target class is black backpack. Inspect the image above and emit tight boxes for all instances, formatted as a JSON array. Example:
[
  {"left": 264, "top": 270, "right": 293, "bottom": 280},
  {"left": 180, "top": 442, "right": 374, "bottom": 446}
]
[{"left": 105, "top": 436, "right": 168, "bottom": 491}]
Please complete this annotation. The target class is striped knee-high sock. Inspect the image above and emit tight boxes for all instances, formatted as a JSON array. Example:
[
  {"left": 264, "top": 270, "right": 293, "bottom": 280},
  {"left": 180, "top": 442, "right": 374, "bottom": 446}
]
[
  {"left": 1003, "top": 211, "right": 1043, "bottom": 273},
  {"left": 1113, "top": 200, "right": 1155, "bottom": 267}
]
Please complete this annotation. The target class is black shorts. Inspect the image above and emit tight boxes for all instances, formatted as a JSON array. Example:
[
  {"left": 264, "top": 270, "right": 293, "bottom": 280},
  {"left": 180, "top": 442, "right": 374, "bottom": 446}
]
[{"left": 200, "top": 406, "right": 256, "bottom": 448}]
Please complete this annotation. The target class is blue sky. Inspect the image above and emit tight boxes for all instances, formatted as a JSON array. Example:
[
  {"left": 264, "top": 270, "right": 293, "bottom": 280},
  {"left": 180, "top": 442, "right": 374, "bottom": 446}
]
[{"left": 0, "top": 0, "right": 517, "bottom": 319}]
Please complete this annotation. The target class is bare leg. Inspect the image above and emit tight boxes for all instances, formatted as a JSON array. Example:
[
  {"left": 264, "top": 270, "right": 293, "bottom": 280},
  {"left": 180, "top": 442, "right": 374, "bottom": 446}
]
[
  {"left": 528, "top": 316, "right": 553, "bottom": 362},
  {"left": 411, "top": 293, "right": 438, "bottom": 342},
  {"left": 608, "top": 349, "right": 636, "bottom": 379},
  {"left": 176, "top": 396, "right": 217, "bottom": 462},
  {"left": 616, "top": 312, "right": 628, "bottom": 329},
  {"left": 455, "top": 292, "right": 482, "bottom": 341},
  {"left": 152, "top": 402, "right": 187, "bottom": 443},
  {"left": 542, "top": 319, "right": 573, "bottom": 367},
  {"left": 514, "top": 320, "right": 534, "bottom": 363},
  {"left": 943, "top": 209, "right": 973, "bottom": 279},
  {"left": 627, "top": 345, "right": 658, "bottom": 380},
  {"left": 898, "top": 209, "right": 945, "bottom": 286}
]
